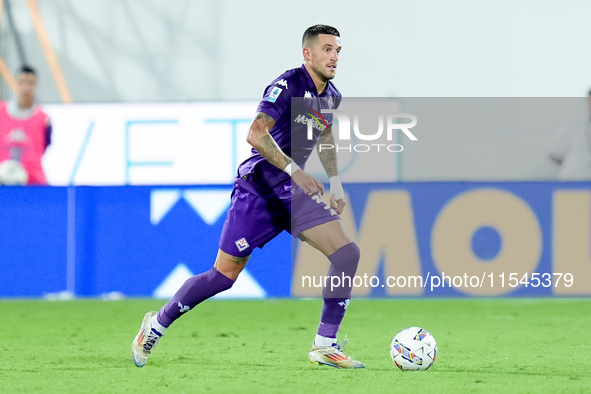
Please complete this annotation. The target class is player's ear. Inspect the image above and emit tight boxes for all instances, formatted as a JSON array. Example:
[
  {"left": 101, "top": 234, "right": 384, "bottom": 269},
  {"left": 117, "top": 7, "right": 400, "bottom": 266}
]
[{"left": 302, "top": 47, "right": 311, "bottom": 61}]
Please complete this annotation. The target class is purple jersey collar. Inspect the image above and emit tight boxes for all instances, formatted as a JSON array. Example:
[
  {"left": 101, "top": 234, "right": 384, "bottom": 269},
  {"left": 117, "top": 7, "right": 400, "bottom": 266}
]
[{"left": 301, "top": 64, "right": 316, "bottom": 90}]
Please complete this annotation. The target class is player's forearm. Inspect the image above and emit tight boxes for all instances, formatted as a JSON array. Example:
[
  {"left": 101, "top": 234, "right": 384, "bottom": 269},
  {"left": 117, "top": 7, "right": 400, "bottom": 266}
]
[
  {"left": 247, "top": 112, "right": 291, "bottom": 171},
  {"left": 255, "top": 133, "right": 292, "bottom": 170},
  {"left": 317, "top": 128, "right": 339, "bottom": 177}
]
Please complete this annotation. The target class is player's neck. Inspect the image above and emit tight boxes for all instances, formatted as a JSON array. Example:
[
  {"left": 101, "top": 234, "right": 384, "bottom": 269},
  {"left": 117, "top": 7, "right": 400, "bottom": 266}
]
[
  {"left": 18, "top": 98, "right": 34, "bottom": 110},
  {"left": 304, "top": 63, "right": 328, "bottom": 94}
]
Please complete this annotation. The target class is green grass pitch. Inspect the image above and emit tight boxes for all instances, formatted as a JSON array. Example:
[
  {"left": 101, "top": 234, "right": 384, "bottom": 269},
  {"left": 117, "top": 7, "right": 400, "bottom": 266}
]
[{"left": 2, "top": 298, "right": 590, "bottom": 393}]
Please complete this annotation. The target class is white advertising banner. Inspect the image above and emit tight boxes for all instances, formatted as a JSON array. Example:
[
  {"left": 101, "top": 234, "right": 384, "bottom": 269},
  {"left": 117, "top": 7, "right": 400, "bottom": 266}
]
[
  {"left": 42, "top": 102, "right": 258, "bottom": 185},
  {"left": 42, "top": 102, "right": 399, "bottom": 185}
]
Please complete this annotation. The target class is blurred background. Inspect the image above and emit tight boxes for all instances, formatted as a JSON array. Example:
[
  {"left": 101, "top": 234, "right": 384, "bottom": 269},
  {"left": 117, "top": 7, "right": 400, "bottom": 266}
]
[
  {"left": 3, "top": 0, "right": 591, "bottom": 101},
  {"left": 1, "top": 0, "right": 591, "bottom": 299}
]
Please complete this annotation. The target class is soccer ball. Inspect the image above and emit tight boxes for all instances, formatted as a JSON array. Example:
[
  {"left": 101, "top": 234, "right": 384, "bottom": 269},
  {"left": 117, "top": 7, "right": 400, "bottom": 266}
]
[
  {"left": 0, "top": 159, "right": 28, "bottom": 186},
  {"left": 390, "top": 327, "right": 437, "bottom": 371}
]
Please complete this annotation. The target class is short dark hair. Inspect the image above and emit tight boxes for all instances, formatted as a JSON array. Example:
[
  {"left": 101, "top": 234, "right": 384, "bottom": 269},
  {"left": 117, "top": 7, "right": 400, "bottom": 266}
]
[
  {"left": 18, "top": 65, "right": 36, "bottom": 75},
  {"left": 302, "top": 24, "right": 340, "bottom": 47}
]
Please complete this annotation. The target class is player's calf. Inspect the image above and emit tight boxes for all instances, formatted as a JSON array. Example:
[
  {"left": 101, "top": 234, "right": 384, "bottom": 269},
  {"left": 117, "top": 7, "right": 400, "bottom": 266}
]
[{"left": 323, "top": 242, "right": 360, "bottom": 299}]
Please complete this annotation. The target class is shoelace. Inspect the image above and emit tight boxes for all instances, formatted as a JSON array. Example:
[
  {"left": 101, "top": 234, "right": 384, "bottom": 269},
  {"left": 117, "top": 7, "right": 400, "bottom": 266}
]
[
  {"left": 143, "top": 330, "right": 161, "bottom": 352},
  {"left": 331, "top": 335, "right": 349, "bottom": 352}
]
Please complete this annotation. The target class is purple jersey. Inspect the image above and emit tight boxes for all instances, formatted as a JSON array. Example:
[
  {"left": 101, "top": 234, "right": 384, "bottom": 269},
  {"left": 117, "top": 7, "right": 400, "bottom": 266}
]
[{"left": 236, "top": 64, "right": 341, "bottom": 197}]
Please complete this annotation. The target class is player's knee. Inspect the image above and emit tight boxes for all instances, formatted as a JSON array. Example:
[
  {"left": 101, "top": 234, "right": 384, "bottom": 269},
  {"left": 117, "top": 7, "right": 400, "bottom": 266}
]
[
  {"left": 215, "top": 250, "right": 249, "bottom": 281},
  {"left": 209, "top": 267, "right": 236, "bottom": 290},
  {"left": 215, "top": 265, "right": 242, "bottom": 282},
  {"left": 348, "top": 242, "right": 361, "bottom": 273},
  {"left": 220, "top": 276, "right": 234, "bottom": 291},
  {"left": 330, "top": 242, "right": 360, "bottom": 275}
]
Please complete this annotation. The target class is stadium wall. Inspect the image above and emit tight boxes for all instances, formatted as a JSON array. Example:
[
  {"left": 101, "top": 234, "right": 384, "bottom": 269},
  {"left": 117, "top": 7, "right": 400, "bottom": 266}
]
[{"left": 1, "top": 182, "right": 589, "bottom": 299}]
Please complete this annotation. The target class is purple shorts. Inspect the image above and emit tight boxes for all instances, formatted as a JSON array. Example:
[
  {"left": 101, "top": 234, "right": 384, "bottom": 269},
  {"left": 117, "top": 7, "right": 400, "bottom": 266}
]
[{"left": 219, "top": 179, "right": 340, "bottom": 257}]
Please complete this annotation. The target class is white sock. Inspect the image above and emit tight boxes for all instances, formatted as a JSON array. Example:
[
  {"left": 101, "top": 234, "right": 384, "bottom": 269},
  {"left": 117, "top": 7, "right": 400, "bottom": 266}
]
[
  {"left": 314, "top": 334, "right": 337, "bottom": 347},
  {"left": 150, "top": 314, "right": 167, "bottom": 335}
]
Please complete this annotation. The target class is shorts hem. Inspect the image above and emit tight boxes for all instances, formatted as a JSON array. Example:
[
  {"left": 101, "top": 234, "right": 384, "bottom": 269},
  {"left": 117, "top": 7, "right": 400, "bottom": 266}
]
[
  {"left": 218, "top": 244, "right": 253, "bottom": 258},
  {"left": 291, "top": 215, "right": 341, "bottom": 238}
]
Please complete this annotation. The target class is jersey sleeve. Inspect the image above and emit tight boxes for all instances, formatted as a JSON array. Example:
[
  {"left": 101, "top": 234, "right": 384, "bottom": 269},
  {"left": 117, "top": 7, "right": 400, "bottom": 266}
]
[{"left": 256, "top": 82, "right": 293, "bottom": 121}]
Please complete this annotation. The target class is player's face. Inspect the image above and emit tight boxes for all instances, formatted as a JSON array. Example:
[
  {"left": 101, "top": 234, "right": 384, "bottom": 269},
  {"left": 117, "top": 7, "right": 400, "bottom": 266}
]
[
  {"left": 308, "top": 34, "right": 341, "bottom": 81},
  {"left": 17, "top": 73, "right": 37, "bottom": 102}
]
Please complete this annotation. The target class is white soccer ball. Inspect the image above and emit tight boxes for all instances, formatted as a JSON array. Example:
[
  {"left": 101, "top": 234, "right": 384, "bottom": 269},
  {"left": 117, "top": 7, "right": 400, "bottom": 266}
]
[
  {"left": 0, "top": 159, "right": 28, "bottom": 186},
  {"left": 390, "top": 327, "right": 437, "bottom": 371}
]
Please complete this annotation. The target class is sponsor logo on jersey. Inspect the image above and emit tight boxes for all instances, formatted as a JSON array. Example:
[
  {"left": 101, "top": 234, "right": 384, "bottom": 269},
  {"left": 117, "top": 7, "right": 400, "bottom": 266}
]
[
  {"left": 267, "top": 87, "right": 283, "bottom": 103},
  {"left": 304, "top": 91, "right": 313, "bottom": 99},
  {"left": 275, "top": 79, "right": 288, "bottom": 89},
  {"left": 295, "top": 108, "right": 329, "bottom": 138},
  {"left": 235, "top": 237, "right": 250, "bottom": 252},
  {"left": 294, "top": 114, "right": 327, "bottom": 132}
]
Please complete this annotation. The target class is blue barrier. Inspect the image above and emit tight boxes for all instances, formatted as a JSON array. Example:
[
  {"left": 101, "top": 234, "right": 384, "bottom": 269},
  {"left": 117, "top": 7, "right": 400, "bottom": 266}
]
[
  {"left": 0, "top": 186, "right": 291, "bottom": 298},
  {"left": 0, "top": 187, "right": 68, "bottom": 296},
  {"left": 1, "top": 183, "right": 590, "bottom": 298}
]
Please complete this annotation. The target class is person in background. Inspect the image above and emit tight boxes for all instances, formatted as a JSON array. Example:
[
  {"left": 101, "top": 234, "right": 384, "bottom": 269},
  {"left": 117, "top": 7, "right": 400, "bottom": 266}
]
[
  {"left": 0, "top": 65, "right": 52, "bottom": 185},
  {"left": 549, "top": 90, "right": 591, "bottom": 180}
]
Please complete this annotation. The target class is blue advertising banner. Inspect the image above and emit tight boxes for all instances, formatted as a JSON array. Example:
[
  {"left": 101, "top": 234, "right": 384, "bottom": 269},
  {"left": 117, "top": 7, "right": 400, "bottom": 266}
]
[
  {"left": 1, "top": 183, "right": 590, "bottom": 298},
  {"left": 0, "top": 186, "right": 291, "bottom": 298},
  {"left": 293, "top": 182, "right": 590, "bottom": 297}
]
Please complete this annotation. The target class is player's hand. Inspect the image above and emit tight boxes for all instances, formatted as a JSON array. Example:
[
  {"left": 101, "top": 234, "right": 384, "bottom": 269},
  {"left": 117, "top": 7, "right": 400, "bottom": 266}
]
[
  {"left": 329, "top": 176, "right": 346, "bottom": 214},
  {"left": 292, "top": 170, "right": 325, "bottom": 196}
]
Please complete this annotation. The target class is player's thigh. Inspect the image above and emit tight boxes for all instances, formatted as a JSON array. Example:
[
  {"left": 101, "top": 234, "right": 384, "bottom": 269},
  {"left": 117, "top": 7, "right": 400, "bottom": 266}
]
[
  {"left": 214, "top": 249, "right": 250, "bottom": 281},
  {"left": 219, "top": 182, "right": 287, "bottom": 257},
  {"left": 300, "top": 219, "right": 354, "bottom": 257}
]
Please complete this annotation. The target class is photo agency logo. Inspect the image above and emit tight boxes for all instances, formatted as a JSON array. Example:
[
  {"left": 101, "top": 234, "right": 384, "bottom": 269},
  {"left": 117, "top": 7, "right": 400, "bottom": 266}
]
[{"left": 303, "top": 107, "right": 418, "bottom": 153}]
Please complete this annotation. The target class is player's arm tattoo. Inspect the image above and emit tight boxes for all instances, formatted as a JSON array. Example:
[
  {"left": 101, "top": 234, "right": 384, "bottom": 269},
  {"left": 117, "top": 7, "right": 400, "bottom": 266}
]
[
  {"left": 317, "top": 126, "right": 338, "bottom": 178},
  {"left": 228, "top": 255, "right": 249, "bottom": 266},
  {"left": 247, "top": 112, "right": 292, "bottom": 170}
]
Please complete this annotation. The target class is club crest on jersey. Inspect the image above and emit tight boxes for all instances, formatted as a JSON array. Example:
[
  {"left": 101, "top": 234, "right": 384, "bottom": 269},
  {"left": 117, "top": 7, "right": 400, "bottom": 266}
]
[
  {"left": 267, "top": 87, "right": 283, "bottom": 103},
  {"left": 328, "top": 96, "right": 334, "bottom": 108},
  {"left": 304, "top": 91, "right": 313, "bottom": 99},
  {"left": 275, "top": 79, "right": 288, "bottom": 89},
  {"left": 235, "top": 237, "right": 250, "bottom": 252}
]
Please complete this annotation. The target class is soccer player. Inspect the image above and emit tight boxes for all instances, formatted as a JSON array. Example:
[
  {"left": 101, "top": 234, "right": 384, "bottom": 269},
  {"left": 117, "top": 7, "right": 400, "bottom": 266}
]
[
  {"left": 132, "top": 24, "right": 364, "bottom": 369},
  {"left": 0, "top": 65, "right": 52, "bottom": 185}
]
